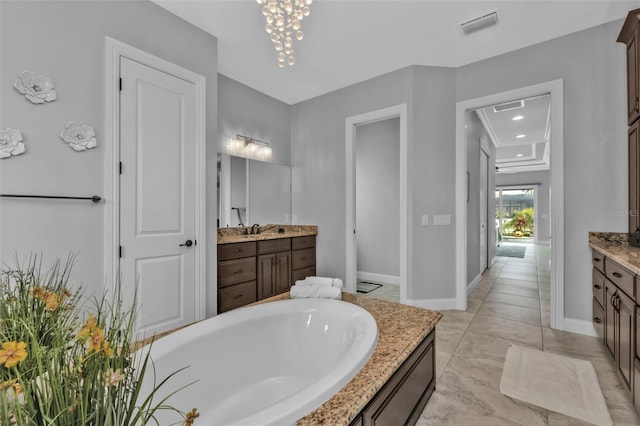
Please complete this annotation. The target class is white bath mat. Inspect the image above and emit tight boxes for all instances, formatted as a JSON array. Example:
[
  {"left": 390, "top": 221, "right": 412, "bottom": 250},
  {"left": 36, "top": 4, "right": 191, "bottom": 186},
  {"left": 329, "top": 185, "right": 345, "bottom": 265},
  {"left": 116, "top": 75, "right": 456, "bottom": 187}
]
[{"left": 500, "top": 344, "right": 612, "bottom": 426}]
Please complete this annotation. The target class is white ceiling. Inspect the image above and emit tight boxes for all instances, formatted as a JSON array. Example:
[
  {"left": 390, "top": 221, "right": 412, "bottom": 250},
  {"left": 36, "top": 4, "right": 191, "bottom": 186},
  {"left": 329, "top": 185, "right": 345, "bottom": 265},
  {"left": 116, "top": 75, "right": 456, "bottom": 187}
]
[
  {"left": 477, "top": 94, "right": 551, "bottom": 173},
  {"left": 153, "top": 0, "right": 638, "bottom": 105}
]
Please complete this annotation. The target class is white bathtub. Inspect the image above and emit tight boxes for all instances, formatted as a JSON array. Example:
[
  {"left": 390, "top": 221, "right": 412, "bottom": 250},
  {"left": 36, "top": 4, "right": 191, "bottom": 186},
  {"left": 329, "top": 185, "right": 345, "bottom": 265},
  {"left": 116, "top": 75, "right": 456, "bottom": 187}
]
[{"left": 138, "top": 298, "right": 378, "bottom": 426}]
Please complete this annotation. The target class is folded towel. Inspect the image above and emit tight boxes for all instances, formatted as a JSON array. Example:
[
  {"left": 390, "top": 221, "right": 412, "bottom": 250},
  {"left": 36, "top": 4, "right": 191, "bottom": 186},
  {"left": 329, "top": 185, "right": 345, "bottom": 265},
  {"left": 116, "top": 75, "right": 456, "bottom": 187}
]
[
  {"left": 295, "top": 276, "right": 344, "bottom": 289},
  {"left": 290, "top": 285, "right": 342, "bottom": 300}
]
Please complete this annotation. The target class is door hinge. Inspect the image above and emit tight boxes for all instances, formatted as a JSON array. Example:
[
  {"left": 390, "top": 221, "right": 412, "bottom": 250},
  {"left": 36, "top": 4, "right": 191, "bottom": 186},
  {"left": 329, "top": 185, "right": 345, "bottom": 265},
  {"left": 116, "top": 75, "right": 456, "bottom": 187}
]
[
  {"left": 119, "top": 162, "right": 123, "bottom": 174},
  {"left": 194, "top": 239, "right": 197, "bottom": 246},
  {"left": 119, "top": 246, "right": 123, "bottom": 258},
  {"left": 119, "top": 78, "right": 122, "bottom": 91}
]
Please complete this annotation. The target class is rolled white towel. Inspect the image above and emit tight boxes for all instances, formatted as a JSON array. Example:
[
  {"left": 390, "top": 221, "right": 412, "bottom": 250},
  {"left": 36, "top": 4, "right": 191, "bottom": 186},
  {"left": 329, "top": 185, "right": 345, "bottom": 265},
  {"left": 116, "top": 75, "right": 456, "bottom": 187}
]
[
  {"left": 301, "top": 276, "right": 333, "bottom": 287},
  {"left": 331, "top": 278, "right": 343, "bottom": 289},
  {"left": 290, "top": 285, "right": 342, "bottom": 300}
]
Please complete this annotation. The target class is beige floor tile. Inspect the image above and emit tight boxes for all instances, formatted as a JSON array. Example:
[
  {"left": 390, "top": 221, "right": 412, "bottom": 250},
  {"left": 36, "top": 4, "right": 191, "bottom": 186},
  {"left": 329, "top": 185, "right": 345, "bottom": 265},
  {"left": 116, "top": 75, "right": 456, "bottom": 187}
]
[
  {"left": 491, "top": 283, "right": 540, "bottom": 298},
  {"left": 477, "top": 301, "right": 542, "bottom": 325},
  {"left": 466, "top": 314, "right": 543, "bottom": 348},
  {"left": 484, "top": 291, "right": 541, "bottom": 310},
  {"left": 494, "top": 277, "right": 539, "bottom": 289}
]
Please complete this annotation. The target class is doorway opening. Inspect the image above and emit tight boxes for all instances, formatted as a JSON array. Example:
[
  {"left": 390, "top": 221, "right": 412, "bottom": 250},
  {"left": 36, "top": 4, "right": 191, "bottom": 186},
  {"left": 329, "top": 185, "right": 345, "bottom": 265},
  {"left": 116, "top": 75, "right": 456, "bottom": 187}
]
[{"left": 496, "top": 186, "right": 537, "bottom": 246}]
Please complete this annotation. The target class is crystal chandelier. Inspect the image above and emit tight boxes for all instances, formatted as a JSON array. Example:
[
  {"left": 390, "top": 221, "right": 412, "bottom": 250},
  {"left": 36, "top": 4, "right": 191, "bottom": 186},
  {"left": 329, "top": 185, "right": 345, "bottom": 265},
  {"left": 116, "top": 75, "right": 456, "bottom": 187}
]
[{"left": 257, "top": 0, "right": 312, "bottom": 67}]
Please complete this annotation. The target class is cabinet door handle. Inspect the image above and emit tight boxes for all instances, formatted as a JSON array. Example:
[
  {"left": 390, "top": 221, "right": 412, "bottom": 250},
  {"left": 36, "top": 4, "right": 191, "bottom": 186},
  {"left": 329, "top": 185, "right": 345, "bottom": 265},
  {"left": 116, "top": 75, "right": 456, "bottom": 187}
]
[
  {"left": 611, "top": 291, "right": 618, "bottom": 307},
  {"left": 593, "top": 258, "right": 601, "bottom": 262},
  {"left": 234, "top": 269, "right": 243, "bottom": 274},
  {"left": 594, "top": 284, "right": 601, "bottom": 290},
  {"left": 613, "top": 272, "right": 623, "bottom": 278},
  {"left": 636, "top": 98, "right": 639, "bottom": 110},
  {"left": 233, "top": 294, "right": 243, "bottom": 300},
  {"left": 594, "top": 317, "right": 602, "bottom": 324}
]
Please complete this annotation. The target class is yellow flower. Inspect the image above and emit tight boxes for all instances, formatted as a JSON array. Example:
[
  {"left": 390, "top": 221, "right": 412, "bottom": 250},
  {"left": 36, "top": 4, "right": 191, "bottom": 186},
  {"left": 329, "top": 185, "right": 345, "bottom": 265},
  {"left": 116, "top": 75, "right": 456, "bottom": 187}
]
[
  {"left": 77, "top": 315, "right": 96, "bottom": 341},
  {"left": 101, "top": 341, "right": 113, "bottom": 357},
  {"left": 0, "top": 341, "right": 28, "bottom": 368},
  {"left": 183, "top": 408, "right": 199, "bottom": 426},
  {"left": 32, "top": 286, "right": 45, "bottom": 299},
  {"left": 44, "top": 292, "right": 59, "bottom": 310},
  {"left": 103, "top": 368, "right": 124, "bottom": 386},
  {"left": 88, "top": 328, "right": 105, "bottom": 353}
]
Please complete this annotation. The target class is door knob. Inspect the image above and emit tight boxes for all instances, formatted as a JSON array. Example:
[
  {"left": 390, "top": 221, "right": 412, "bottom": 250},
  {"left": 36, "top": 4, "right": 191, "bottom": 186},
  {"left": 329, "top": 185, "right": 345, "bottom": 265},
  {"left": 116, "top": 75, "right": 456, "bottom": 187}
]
[{"left": 180, "top": 240, "right": 193, "bottom": 247}]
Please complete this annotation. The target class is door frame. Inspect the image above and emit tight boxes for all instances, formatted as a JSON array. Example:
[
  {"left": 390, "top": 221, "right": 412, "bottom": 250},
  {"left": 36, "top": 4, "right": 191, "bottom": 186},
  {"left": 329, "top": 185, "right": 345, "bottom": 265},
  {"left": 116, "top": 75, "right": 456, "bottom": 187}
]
[
  {"left": 455, "top": 79, "right": 564, "bottom": 329},
  {"left": 345, "top": 104, "right": 408, "bottom": 303},
  {"left": 103, "top": 37, "right": 207, "bottom": 319},
  {"left": 479, "top": 146, "right": 490, "bottom": 273}
]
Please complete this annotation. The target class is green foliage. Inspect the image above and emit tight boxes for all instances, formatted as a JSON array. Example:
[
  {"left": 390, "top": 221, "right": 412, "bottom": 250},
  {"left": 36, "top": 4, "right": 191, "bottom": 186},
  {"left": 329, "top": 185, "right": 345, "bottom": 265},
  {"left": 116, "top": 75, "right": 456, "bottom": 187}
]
[
  {"left": 502, "top": 208, "right": 534, "bottom": 235},
  {"left": 0, "top": 255, "right": 197, "bottom": 425}
]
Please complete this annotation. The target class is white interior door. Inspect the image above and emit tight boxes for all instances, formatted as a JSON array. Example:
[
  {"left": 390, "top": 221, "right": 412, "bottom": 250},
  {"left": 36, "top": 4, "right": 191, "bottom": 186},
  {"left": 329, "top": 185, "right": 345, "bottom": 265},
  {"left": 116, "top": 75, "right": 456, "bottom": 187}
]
[
  {"left": 480, "top": 150, "right": 488, "bottom": 272},
  {"left": 120, "top": 57, "right": 198, "bottom": 337}
]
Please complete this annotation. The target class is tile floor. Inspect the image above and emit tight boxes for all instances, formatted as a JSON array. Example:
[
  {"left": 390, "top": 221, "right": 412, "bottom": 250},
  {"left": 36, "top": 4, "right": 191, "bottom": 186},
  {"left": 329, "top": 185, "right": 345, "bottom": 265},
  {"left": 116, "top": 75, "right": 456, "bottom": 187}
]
[{"left": 367, "top": 244, "right": 640, "bottom": 425}]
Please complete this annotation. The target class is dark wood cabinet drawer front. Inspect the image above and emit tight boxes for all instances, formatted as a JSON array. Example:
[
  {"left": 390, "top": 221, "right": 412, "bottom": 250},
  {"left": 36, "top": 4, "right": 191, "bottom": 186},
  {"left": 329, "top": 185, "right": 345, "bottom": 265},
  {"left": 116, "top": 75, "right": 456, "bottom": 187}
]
[
  {"left": 218, "top": 281, "right": 257, "bottom": 313},
  {"left": 634, "top": 358, "right": 640, "bottom": 414},
  {"left": 636, "top": 305, "right": 640, "bottom": 360},
  {"left": 258, "top": 238, "right": 291, "bottom": 255},
  {"left": 593, "top": 268, "right": 606, "bottom": 307},
  {"left": 292, "top": 247, "right": 316, "bottom": 270},
  {"left": 363, "top": 331, "right": 435, "bottom": 426},
  {"left": 605, "top": 258, "right": 636, "bottom": 300},
  {"left": 592, "top": 249, "right": 605, "bottom": 273},
  {"left": 593, "top": 298, "right": 604, "bottom": 340},
  {"left": 218, "top": 241, "right": 257, "bottom": 261},
  {"left": 218, "top": 257, "right": 257, "bottom": 288},
  {"left": 292, "top": 266, "right": 317, "bottom": 284},
  {"left": 292, "top": 235, "right": 316, "bottom": 250}
]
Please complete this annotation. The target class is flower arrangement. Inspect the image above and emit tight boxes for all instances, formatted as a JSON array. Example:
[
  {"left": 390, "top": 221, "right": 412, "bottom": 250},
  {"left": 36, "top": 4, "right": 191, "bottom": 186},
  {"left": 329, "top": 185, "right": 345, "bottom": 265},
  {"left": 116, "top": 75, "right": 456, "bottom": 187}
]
[{"left": 0, "top": 256, "right": 197, "bottom": 425}]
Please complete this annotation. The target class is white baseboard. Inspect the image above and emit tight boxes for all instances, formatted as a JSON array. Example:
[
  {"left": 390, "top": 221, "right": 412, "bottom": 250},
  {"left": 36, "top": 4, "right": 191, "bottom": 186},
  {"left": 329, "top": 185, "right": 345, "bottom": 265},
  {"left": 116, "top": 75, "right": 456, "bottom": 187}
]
[
  {"left": 406, "top": 298, "right": 458, "bottom": 311},
  {"left": 490, "top": 256, "right": 497, "bottom": 266},
  {"left": 536, "top": 240, "right": 551, "bottom": 246},
  {"left": 357, "top": 271, "right": 400, "bottom": 285},
  {"left": 563, "top": 317, "right": 598, "bottom": 337},
  {"left": 467, "top": 274, "right": 482, "bottom": 295}
]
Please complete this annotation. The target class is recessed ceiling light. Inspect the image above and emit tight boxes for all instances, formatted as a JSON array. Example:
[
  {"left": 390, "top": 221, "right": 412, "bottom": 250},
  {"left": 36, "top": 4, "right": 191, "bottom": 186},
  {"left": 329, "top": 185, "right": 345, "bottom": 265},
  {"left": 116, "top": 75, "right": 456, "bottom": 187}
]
[
  {"left": 516, "top": 134, "right": 526, "bottom": 139},
  {"left": 516, "top": 154, "right": 523, "bottom": 157},
  {"left": 512, "top": 115, "right": 524, "bottom": 121}
]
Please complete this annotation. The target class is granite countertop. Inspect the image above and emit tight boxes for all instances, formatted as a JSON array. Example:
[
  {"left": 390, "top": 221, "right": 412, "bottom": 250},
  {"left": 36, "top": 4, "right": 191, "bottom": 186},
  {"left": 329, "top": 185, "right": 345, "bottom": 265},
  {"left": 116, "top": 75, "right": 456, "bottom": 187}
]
[
  {"left": 217, "top": 224, "right": 317, "bottom": 244},
  {"left": 589, "top": 232, "right": 640, "bottom": 275},
  {"left": 255, "top": 292, "right": 442, "bottom": 426}
]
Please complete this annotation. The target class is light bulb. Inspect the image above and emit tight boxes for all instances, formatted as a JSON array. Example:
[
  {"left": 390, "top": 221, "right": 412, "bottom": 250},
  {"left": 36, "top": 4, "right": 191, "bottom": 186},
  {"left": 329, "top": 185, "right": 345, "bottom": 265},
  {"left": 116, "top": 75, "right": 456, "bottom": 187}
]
[
  {"left": 276, "top": 15, "right": 284, "bottom": 26},
  {"left": 275, "top": 41, "right": 283, "bottom": 51},
  {"left": 278, "top": 52, "right": 285, "bottom": 61},
  {"left": 285, "top": 47, "right": 293, "bottom": 54},
  {"left": 292, "top": 19, "right": 300, "bottom": 30},
  {"left": 278, "top": 59, "right": 285, "bottom": 68},
  {"left": 266, "top": 14, "right": 274, "bottom": 23},
  {"left": 265, "top": 23, "right": 274, "bottom": 33},
  {"left": 262, "top": 6, "right": 269, "bottom": 15},
  {"left": 270, "top": 33, "right": 279, "bottom": 42},
  {"left": 287, "top": 56, "right": 295, "bottom": 66},
  {"left": 256, "top": 0, "right": 262, "bottom": 4},
  {"left": 284, "top": 36, "right": 292, "bottom": 47},
  {"left": 306, "top": 0, "right": 312, "bottom": 4},
  {"left": 295, "top": 10, "right": 303, "bottom": 20},
  {"left": 303, "top": 6, "right": 310, "bottom": 16},
  {"left": 296, "top": 30, "right": 303, "bottom": 40}
]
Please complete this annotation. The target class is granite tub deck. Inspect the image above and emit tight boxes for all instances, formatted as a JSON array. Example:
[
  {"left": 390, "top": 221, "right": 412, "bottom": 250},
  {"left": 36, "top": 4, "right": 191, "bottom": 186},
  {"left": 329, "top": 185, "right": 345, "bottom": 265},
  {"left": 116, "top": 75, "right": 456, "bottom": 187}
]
[
  {"left": 589, "top": 232, "right": 640, "bottom": 274},
  {"left": 217, "top": 224, "right": 317, "bottom": 244},
  {"left": 255, "top": 292, "right": 443, "bottom": 426}
]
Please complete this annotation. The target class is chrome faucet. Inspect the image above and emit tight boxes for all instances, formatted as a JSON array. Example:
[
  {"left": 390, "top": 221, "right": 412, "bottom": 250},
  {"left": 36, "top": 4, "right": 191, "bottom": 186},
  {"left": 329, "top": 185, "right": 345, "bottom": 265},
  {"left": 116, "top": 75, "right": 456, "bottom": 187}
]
[{"left": 250, "top": 224, "right": 260, "bottom": 235}]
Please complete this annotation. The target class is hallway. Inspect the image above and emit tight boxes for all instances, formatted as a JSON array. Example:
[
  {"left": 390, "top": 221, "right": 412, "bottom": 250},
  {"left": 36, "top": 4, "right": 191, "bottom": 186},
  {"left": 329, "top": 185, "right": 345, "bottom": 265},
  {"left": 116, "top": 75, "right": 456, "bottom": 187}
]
[{"left": 418, "top": 244, "right": 640, "bottom": 425}]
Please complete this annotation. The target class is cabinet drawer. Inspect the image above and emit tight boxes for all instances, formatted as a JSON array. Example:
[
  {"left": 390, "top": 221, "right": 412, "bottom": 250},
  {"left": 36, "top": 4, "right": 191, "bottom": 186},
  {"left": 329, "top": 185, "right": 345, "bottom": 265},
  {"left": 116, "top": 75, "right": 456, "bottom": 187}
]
[
  {"left": 635, "top": 358, "right": 640, "bottom": 415},
  {"left": 292, "top": 266, "right": 317, "bottom": 284},
  {"left": 593, "top": 298, "right": 604, "bottom": 340},
  {"left": 292, "top": 247, "right": 315, "bottom": 270},
  {"left": 636, "top": 305, "right": 640, "bottom": 360},
  {"left": 218, "top": 257, "right": 256, "bottom": 288},
  {"left": 605, "top": 257, "right": 635, "bottom": 300},
  {"left": 218, "top": 241, "right": 257, "bottom": 261},
  {"left": 363, "top": 331, "right": 434, "bottom": 425},
  {"left": 292, "top": 235, "right": 316, "bottom": 250},
  {"left": 218, "top": 281, "right": 257, "bottom": 313},
  {"left": 258, "top": 238, "right": 291, "bottom": 255},
  {"left": 592, "top": 249, "right": 605, "bottom": 273},
  {"left": 593, "top": 268, "right": 606, "bottom": 307}
]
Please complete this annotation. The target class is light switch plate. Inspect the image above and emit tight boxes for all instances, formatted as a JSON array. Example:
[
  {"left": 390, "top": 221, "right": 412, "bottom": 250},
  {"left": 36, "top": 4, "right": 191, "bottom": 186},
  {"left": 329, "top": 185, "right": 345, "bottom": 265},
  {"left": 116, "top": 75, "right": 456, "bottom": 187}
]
[
  {"left": 434, "top": 214, "right": 451, "bottom": 226},
  {"left": 421, "top": 215, "right": 429, "bottom": 225}
]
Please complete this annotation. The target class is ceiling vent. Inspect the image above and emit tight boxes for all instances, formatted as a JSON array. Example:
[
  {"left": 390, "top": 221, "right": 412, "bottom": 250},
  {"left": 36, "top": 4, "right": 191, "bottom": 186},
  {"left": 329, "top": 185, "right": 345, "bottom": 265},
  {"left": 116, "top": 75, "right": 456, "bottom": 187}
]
[
  {"left": 493, "top": 100, "right": 524, "bottom": 113},
  {"left": 459, "top": 10, "right": 499, "bottom": 36}
]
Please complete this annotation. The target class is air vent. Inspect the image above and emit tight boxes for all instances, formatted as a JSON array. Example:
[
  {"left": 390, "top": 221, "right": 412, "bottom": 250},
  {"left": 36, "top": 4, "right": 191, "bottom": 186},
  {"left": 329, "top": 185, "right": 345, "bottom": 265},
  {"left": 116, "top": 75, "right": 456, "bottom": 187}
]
[
  {"left": 459, "top": 10, "right": 499, "bottom": 35},
  {"left": 493, "top": 100, "right": 524, "bottom": 113}
]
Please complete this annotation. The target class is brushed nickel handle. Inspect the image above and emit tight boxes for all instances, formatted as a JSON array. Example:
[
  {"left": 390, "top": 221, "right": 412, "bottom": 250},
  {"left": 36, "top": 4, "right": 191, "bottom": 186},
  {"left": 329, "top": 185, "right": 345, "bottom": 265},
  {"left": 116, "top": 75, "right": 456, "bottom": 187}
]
[
  {"left": 594, "top": 284, "right": 602, "bottom": 290},
  {"left": 594, "top": 317, "right": 602, "bottom": 324},
  {"left": 613, "top": 272, "right": 623, "bottom": 278},
  {"left": 593, "top": 258, "right": 601, "bottom": 262},
  {"left": 233, "top": 294, "right": 243, "bottom": 300}
]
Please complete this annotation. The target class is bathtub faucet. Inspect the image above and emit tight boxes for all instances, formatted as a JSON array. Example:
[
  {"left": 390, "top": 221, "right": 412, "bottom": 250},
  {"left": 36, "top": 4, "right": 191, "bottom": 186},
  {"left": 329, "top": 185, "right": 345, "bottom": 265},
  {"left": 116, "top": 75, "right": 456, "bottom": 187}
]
[{"left": 250, "top": 224, "right": 261, "bottom": 235}]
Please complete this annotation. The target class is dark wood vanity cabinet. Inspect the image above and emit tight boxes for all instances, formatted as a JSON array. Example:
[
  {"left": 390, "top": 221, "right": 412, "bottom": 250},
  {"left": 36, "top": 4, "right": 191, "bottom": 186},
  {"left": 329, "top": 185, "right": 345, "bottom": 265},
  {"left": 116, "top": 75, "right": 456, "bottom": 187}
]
[{"left": 217, "top": 235, "right": 316, "bottom": 313}]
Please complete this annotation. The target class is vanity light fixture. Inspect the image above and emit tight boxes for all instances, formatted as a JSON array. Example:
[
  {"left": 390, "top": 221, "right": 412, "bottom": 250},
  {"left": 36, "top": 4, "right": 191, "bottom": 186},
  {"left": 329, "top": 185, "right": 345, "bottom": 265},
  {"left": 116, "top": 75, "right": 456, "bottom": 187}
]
[
  {"left": 257, "top": 0, "right": 312, "bottom": 68},
  {"left": 512, "top": 115, "right": 524, "bottom": 121},
  {"left": 225, "top": 135, "right": 273, "bottom": 161},
  {"left": 516, "top": 153, "right": 524, "bottom": 157},
  {"left": 516, "top": 134, "right": 526, "bottom": 139}
]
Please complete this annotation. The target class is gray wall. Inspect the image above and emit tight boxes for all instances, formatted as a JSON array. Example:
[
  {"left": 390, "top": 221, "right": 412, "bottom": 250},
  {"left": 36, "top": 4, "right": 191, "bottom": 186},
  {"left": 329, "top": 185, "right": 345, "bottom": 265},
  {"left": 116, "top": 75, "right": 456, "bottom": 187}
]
[
  {"left": 466, "top": 110, "right": 496, "bottom": 284},
  {"left": 0, "top": 1, "right": 219, "bottom": 314},
  {"left": 218, "top": 74, "right": 291, "bottom": 166},
  {"left": 356, "top": 117, "right": 400, "bottom": 278},
  {"left": 496, "top": 170, "right": 551, "bottom": 243},
  {"left": 291, "top": 65, "right": 457, "bottom": 301},
  {"left": 457, "top": 20, "right": 628, "bottom": 321}
]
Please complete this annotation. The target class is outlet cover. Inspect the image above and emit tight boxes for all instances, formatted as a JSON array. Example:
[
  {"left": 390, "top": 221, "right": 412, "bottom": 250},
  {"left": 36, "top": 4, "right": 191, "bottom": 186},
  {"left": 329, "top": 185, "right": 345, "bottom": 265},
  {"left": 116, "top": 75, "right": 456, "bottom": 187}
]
[
  {"left": 421, "top": 215, "right": 429, "bottom": 225},
  {"left": 434, "top": 214, "right": 451, "bottom": 226}
]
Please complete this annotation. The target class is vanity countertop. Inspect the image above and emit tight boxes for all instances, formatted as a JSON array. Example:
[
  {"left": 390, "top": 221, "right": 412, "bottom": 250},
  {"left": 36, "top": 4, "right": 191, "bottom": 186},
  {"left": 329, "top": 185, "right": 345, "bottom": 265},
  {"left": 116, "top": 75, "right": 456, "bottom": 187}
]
[
  {"left": 217, "top": 224, "right": 317, "bottom": 244},
  {"left": 255, "top": 292, "right": 442, "bottom": 426},
  {"left": 589, "top": 232, "right": 640, "bottom": 275}
]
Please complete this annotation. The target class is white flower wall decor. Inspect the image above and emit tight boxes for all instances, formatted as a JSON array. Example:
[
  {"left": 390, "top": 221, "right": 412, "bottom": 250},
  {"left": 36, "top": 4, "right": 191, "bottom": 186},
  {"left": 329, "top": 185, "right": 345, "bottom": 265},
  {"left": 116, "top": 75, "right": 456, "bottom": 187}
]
[
  {"left": 0, "top": 128, "right": 26, "bottom": 159},
  {"left": 60, "top": 122, "right": 97, "bottom": 152},
  {"left": 14, "top": 71, "right": 57, "bottom": 104}
]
